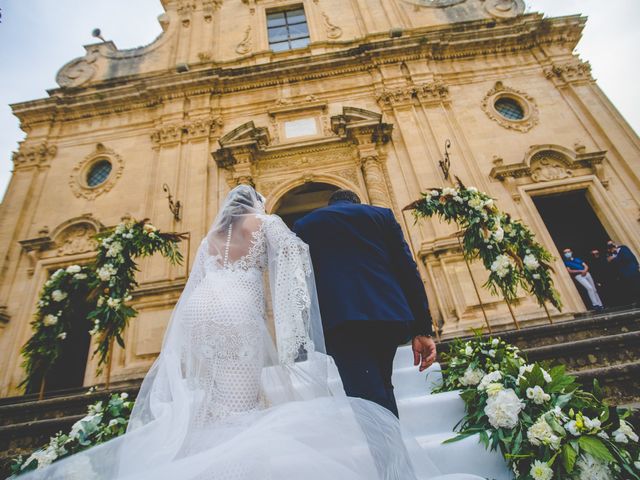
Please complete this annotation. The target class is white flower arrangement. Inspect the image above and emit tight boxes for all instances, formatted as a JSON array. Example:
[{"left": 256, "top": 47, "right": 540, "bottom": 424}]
[
  {"left": 523, "top": 254, "right": 540, "bottom": 271},
  {"left": 439, "top": 335, "right": 640, "bottom": 480},
  {"left": 490, "top": 254, "right": 514, "bottom": 278},
  {"left": 97, "top": 264, "right": 117, "bottom": 282}
]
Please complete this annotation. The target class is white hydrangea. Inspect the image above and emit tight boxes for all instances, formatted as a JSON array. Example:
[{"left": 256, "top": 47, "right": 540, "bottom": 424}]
[
  {"left": 65, "top": 265, "right": 82, "bottom": 274},
  {"left": 530, "top": 460, "right": 553, "bottom": 480},
  {"left": 478, "top": 371, "right": 503, "bottom": 391},
  {"left": 101, "top": 237, "right": 112, "bottom": 247},
  {"left": 484, "top": 388, "right": 524, "bottom": 429},
  {"left": 442, "top": 187, "right": 457, "bottom": 197},
  {"left": 576, "top": 454, "right": 613, "bottom": 480},
  {"left": 526, "top": 385, "right": 551, "bottom": 404},
  {"left": 490, "top": 255, "right": 514, "bottom": 278},
  {"left": 43, "top": 314, "right": 58, "bottom": 327},
  {"left": 523, "top": 254, "right": 540, "bottom": 270},
  {"left": 97, "top": 264, "right": 117, "bottom": 282},
  {"left": 115, "top": 223, "right": 126, "bottom": 235},
  {"left": 51, "top": 290, "right": 68, "bottom": 302},
  {"left": 460, "top": 367, "right": 485, "bottom": 387},
  {"left": 527, "top": 416, "right": 561, "bottom": 450}
]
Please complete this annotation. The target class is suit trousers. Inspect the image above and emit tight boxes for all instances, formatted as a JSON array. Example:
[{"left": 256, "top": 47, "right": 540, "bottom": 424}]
[{"left": 325, "top": 321, "right": 410, "bottom": 418}]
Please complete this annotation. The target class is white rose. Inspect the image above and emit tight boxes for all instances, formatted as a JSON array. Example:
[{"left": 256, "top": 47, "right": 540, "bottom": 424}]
[
  {"left": 51, "top": 290, "right": 68, "bottom": 302},
  {"left": 490, "top": 255, "right": 514, "bottom": 279},
  {"left": 526, "top": 385, "right": 551, "bottom": 405},
  {"left": 442, "top": 187, "right": 457, "bottom": 197},
  {"left": 43, "top": 314, "right": 58, "bottom": 326},
  {"left": 467, "top": 186, "right": 478, "bottom": 193},
  {"left": 478, "top": 371, "right": 503, "bottom": 391},
  {"left": 66, "top": 265, "right": 82, "bottom": 274},
  {"left": 488, "top": 349, "right": 496, "bottom": 358},
  {"left": 484, "top": 389, "right": 523, "bottom": 429},
  {"left": 57, "top": 332, "right": 67, "bottom": 340},
  {"left": 464, "top": 345, "right": 473, "bottom": 356},
  {"left": 491, "top": 338, "right": 499, "bottom": 347},
  {"left": 565, "top": 420, "right": 580, "bottom": 436},
  {"left": 468, "top": 197, "right": 484, "bottom": 210},
  {"left": 143, "top": 223, "right": 157, "bottom": 234},
  {"left": 74, "top": 273, "right": 88, "bottom": 280},
  {"left": 429, "top": 189, "right": 440, "bottom": 197},
  {"left": 530, "top": 460, "right": 553, "bottom": 480},
  {"left": 492, "top": 227, "right": 504, "bottom": 242},
  {"left": 460, "top": 367, "right": 485, "bottom": 387}
]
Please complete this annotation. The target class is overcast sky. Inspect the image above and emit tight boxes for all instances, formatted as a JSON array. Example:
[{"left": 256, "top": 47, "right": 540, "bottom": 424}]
[{"left": 1, "top": 0, "right": 638, "bottom": 202}]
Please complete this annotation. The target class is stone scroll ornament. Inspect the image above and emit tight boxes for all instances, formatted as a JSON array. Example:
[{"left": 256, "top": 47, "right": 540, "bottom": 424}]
[
  {"left": 404, "top": 177, "right": 562, "bottom": 311},
  {"left": 20, "top": 219, "right": 186, "bottom": 395}
]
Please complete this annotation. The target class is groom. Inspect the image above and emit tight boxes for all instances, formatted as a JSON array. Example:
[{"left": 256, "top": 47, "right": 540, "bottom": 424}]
[{"left": 293, "top": 189, "right": 436, "bottom": 417}]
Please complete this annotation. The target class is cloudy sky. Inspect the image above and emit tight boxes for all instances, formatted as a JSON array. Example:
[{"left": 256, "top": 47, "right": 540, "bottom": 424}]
[{"left": 1, "top": 0, "right": 638, "bottom": 201}]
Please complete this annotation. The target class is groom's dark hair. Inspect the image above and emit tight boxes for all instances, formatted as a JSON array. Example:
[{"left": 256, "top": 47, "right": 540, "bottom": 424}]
[{"left": 329, "top": 189, "right": 361, "bottom": 205}]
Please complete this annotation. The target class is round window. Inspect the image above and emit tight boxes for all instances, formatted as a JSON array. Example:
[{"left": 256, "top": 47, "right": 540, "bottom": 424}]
[
  {"left": 86, "top": 160, "right": 112, "bottom": 187},
  {"left": 494, "top": 97, "right": 525, "bottom": 121}
]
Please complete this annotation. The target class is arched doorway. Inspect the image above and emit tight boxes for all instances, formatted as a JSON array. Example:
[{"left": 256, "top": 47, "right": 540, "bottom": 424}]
[{"left": 273, "top": 182, "right": 340, "bottom": 228}]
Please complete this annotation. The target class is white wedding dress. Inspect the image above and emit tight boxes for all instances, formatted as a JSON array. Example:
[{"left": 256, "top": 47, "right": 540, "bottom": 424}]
[{"left": 16, "top": 186, "right": 494, "bottom": 480}]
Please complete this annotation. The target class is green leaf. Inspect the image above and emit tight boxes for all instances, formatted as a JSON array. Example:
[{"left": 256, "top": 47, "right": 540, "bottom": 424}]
[
  {"left": 561, "top": 443, "right": 577, "bottom": 473},
  {"left": 442, "top": 432, "right": 477, "bottom": 444},
  {"left": 578, "top": 436, "right": 615, "bottom": 464}
]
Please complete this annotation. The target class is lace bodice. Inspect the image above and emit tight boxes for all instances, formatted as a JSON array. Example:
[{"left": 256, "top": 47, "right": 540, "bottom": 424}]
[{"left": 203, "top": 219, "right": 267, "bottom": 273}]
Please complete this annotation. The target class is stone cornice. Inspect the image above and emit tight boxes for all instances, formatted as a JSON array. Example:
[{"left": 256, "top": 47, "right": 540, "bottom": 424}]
[{"left": 12, "top": 14, "right": 585, "bottom": 126}]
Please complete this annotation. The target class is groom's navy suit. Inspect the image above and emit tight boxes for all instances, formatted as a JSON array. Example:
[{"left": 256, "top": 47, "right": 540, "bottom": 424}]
[{"left": 293, "top": 200, "right": 434, "bottom": 417}]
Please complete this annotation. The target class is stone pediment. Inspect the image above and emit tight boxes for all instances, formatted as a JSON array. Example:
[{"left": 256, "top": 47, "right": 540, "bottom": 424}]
[
  {"left": 331, "top": 107, "right": 392, "bottom": 145},
  {"left": 217, "top": 121, "right": 270, "bottom": 150}
]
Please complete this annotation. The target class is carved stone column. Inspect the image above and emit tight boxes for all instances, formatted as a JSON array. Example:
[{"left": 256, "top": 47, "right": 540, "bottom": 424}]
[
  {"left": 360, "top": 155, "right": 391, "bottom": 207},
  {"left": 330, "top": 107, "right": 394, "bottom": 208}
]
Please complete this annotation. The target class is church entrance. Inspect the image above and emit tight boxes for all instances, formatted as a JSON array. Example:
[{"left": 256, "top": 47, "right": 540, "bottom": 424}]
[
  {"left": 532, "top": 189, "right": 621, "bottom": 308},
  {"left": 273, "top": 182, "right": 340, "bottom": 228}
]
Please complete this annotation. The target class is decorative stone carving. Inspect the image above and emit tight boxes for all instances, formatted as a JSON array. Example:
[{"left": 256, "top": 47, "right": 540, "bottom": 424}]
[
  {"left": 400, "top": 0, "right": 466, "bottom": 7},
  {"left": 236, "top": 26, "right": 252, "bottom": 55},
  {"left": 55, "top": 223, "right": 99, "bottom": 256},
  {"left": 360, "top": 156, "right": 391, "bottom": 207},
  {"left": 376, "top": 81, "right": 449, "bottom": 108},
  {"left": 150, "top": 117, "right": 223, "bottom": 146},
  {"left": 530, "top": 154, "right": 573, "bottom": 183},
  {"left": 56, "top": 45, "right": 100, "bottom": 88},
  {"left": 12, "top": 143, "right": 57, "bottom": 170},
  {"left": 481, "top": 81, "right": 538, "bottom": 133},
  {"left": 178, "top": 1, "right": 196, "bottom": 27},
  {"left": 489, "top": 145, "right": 609, "bottom": 199},
  {"left": 321, "top": 12, "right": 343, "bottom": 39},
  {"left": 69, "top": 143, "right": 124, "bottom": 200},
  {"left": 544, "top": 61, "right": 593, "bottom": 85},
  {"left": 212, "top": 121, "right": 271, "bottom": 186},
  {"left": 481, "top": 0, "right": 524, "bottom": 19}
]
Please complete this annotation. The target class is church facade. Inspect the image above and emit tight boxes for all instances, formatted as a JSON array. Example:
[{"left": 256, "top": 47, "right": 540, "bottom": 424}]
[{"left": 1, "top": 0, "right": 639, "bottom": 396}]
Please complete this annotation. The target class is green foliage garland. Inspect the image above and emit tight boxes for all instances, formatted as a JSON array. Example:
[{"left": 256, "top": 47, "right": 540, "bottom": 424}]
[
  {"left": 89, "top": 219, "right": 186, "bottom": 372},
  {"left": 406, "top": 181, "right": 562, "bottom": 310}
]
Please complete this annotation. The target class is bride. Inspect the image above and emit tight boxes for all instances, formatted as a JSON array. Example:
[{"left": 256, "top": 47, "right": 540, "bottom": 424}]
[{"left": 16, "top": 185, "right": 485, "bottom": 480}]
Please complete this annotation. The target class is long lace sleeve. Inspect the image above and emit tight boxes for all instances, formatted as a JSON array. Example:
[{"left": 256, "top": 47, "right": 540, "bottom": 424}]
[{"left": 263, "top": 215, "right": 318, "bottom": 365}]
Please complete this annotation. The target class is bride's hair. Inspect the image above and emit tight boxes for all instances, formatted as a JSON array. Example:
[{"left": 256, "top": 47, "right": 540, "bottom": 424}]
[{"left": 215, "top": 185, "right": 265, "bottom": 232}]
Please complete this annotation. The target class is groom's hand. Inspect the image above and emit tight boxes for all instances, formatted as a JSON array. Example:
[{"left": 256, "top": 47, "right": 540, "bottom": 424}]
[{"left": 412, "top": 335, "right": 436, "bottom": 372}]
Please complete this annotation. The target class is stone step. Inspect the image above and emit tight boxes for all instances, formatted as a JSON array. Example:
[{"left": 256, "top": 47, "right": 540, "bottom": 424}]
[{"left": 526, "top": 331, "right": 640, "bottom": 371}]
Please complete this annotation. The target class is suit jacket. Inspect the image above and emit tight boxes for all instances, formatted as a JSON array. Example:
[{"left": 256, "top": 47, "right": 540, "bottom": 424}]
[
  {"left": 293, "top": 200, "right": 434, "bottom": 338},
  {"left": 611, "top": 245, "right": 640, "bottom": 279}
]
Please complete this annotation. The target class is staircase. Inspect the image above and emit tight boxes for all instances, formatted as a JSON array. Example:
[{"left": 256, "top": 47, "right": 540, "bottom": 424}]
[{"left": 1, "top": 309, "right": 639, "bottom": 477}]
